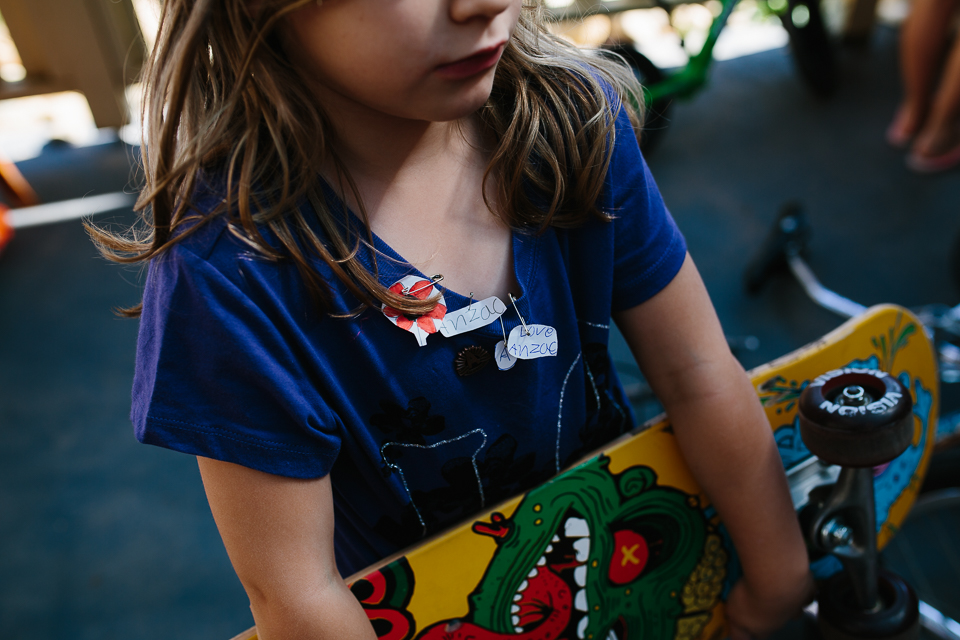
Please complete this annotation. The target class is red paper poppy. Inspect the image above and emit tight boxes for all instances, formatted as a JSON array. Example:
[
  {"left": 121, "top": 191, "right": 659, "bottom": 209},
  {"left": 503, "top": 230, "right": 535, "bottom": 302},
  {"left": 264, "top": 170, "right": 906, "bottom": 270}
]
[{"left": 384, "top": 280, "right": 447, "bottom": 334}]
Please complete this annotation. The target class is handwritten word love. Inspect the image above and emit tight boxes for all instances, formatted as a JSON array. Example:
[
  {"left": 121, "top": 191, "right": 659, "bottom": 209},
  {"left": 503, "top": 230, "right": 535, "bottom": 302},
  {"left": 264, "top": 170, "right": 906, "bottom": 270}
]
[{"left": 507, "top": 324, "right": 558, "bottom": 360}]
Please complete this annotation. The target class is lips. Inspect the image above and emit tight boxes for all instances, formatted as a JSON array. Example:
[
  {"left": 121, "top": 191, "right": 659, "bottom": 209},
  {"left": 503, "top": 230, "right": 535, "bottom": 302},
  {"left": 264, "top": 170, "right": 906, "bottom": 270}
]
[{"left": 436, "top": 43, "right": 506, "bottom": 80}]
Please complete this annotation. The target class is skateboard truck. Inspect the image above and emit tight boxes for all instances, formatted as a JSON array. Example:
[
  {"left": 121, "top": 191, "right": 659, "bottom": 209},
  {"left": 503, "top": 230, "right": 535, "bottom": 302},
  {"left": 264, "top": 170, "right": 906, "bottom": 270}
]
[{"left": 798, "top": 369, "right": 920, "bottom": 639}]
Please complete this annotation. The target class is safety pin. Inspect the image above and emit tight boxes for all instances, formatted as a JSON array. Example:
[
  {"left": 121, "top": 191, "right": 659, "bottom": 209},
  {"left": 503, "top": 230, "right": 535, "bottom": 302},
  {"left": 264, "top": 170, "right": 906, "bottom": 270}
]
[
  {"left": 508, "top": 293, "right": 530, "bottom": 336},
  {"left": 468, "top": 292, "right": 474, "bottom": 310},
  {"left": 404, "top": 274, "right": 443, "bottom": 296},
  {"left": 499, "top": 315, "right": 509, "bottom": 347}
]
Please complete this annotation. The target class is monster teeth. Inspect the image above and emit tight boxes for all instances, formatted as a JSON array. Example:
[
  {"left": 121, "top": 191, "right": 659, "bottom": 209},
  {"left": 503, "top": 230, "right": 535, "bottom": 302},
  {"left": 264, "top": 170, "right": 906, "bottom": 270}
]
[
  {"left": 607, "top": 631, "right": 617, "bottom": 640},
  {"left": 573, "top": 538, "right": 591, "bottom": 562},
  {"left": 537, "top": 556, "right": 547, "bottom": 567},
  {"left": 575, "top": 589, "right": 588, "bottom": 612},
  {"left": 545, "top": 544, "right": 554, "bottom": 553},
  {"left": 511, "top": 604, "right": 520, "bottom": 614},
  {"left": 515, "top": 627, "right": 523, "bottom": 634},
  {"left": 577, "top": 615, "right": 589, "bottom": 639},
  {"left": 513, "top": 593, "right": 522, "bottom": 602},
  {"left": 518, "top": 579, "right": 528, "bottom": 592},
  {"left": 512, "top": 615, "right": 520, "bottom": 626},
  {"left": 552, "top": 535, "right": 561, "bottom": 543},
  {"left": 574, "top": 565, "right": 587, "bottom": 587},
  {"left": 528, "top": 567, "right": 539, "bottom": 578},
  {"left": 565, "top": 517, "right": 590, "bottom": 538}
]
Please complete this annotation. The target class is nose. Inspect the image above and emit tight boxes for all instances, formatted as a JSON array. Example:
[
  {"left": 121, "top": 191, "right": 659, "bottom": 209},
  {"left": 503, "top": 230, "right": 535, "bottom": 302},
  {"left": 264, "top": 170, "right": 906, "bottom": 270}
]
[{"left": 449, "top": 0, "right": 515, "bottom": 23}]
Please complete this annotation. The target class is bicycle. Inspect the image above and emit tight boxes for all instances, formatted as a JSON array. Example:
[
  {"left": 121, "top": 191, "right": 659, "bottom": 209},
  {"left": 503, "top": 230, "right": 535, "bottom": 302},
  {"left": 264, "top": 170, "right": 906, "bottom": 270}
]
[{"left": 548, "top": 0, "right": 839, "bottom": 150}]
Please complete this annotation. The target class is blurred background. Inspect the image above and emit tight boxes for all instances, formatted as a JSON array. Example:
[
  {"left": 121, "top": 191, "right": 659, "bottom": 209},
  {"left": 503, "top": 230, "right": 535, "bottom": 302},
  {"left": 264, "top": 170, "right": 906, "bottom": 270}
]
[{"left": 0, "top": 0, "right": 958, "bottom": 638}]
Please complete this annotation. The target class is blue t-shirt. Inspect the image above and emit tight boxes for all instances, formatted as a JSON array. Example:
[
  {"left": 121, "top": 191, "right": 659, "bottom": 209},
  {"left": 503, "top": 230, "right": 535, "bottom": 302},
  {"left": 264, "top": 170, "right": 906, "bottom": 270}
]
[{"left": 132, "top": 105, "right": 687, "bottom": 577}]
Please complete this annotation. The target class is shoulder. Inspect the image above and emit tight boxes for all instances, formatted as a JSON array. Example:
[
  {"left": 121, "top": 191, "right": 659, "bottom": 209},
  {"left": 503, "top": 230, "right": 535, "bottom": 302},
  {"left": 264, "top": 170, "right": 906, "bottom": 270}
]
[
  {"left": 141, "top": 213, "right": 281, "bottom": 337},
  {"left": 160, "top": 178, "right": 300, "bottom": 285},
  {"left": 540, "top": 60, "right": 642, "bottom": 186}
]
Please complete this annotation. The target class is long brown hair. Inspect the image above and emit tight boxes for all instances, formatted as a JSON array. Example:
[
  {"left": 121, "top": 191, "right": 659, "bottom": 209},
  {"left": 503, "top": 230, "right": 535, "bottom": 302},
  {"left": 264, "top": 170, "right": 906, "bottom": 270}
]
[{"left": 89, "top": 0, "right": 645, "bottom": 317}]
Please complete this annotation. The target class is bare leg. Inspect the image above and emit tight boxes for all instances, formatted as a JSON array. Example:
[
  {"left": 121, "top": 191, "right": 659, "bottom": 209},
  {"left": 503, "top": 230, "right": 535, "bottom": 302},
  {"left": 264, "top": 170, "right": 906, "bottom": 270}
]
[
  {"left": 911, "top": 34, "right": 960, "bottom": 157},
  {"left": 889, "top": 0, "right": 960, "bottom": 145}
]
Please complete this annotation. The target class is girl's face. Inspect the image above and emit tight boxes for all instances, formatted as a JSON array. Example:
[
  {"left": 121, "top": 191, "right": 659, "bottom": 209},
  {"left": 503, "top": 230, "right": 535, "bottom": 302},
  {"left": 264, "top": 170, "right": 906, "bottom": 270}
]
[{"left": 285, "top": 0, "right": 524, "bottom": 123}]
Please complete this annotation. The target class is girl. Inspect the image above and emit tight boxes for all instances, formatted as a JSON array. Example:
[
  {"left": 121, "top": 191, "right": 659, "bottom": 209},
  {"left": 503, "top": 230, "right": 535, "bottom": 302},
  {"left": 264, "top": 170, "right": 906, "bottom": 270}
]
[{"left": 93, "top": 0, "right": 813, "bottom": 637}]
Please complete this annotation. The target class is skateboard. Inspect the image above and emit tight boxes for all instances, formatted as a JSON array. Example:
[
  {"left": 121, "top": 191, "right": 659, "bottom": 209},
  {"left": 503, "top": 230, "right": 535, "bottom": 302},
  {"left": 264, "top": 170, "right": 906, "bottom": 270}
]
[{"left": 230, "top": 304, "right": 938, "bottom": 640}]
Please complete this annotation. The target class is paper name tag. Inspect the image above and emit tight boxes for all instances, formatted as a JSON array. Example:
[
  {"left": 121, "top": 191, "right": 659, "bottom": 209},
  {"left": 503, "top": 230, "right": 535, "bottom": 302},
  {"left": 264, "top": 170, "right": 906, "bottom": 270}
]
[
  {"left": 494, "top": 340, "right": 517, "bottom": 370},
  {"left": 506, "top": 324, "right": 558, "bottom": 359},
  {"left": 439, "top": 296, "right": 507, "bottom": 338}
]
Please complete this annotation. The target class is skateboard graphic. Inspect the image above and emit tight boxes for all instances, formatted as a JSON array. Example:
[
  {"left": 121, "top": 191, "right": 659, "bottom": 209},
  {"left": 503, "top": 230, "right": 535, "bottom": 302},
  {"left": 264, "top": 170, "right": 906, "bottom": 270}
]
[{"left": 230, "top": 304, "right": 939, "bottom": 640}]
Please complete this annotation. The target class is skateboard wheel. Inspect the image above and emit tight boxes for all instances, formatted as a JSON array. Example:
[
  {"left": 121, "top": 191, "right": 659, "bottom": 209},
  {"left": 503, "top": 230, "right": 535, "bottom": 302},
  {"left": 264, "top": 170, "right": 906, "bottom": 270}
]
[
  {"left": 798, "top": 369, "right": 913, "bottom": 468},
  {"left": 818, "top": 569, "right": 920, "bottom": 640}
]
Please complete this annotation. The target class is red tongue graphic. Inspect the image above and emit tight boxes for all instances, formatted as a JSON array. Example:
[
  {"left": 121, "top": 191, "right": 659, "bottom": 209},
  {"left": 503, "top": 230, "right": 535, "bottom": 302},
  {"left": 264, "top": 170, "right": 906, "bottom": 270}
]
[
  {"left": 515, "top": 566, "right": 571, "bottom": 627},
  {"left": 417, "top": 566, "right": 573, "bottom": 640}
]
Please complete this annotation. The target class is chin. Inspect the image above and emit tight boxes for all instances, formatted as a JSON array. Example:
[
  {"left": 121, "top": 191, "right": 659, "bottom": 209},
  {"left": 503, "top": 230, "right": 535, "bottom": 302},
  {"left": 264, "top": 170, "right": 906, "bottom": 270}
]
[
  {"left": 433, "top": 101, "right": 490, "bottom": 122},
  {"left": 432, "top": 78, "right": 497, "bottom": 122}
]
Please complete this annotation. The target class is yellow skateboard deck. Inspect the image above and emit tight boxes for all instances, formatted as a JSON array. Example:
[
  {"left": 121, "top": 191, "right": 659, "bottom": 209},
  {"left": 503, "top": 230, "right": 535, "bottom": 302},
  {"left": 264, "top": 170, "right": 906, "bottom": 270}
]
[{"left": 231, "top": 304, "right": 938, "bottom": 640}]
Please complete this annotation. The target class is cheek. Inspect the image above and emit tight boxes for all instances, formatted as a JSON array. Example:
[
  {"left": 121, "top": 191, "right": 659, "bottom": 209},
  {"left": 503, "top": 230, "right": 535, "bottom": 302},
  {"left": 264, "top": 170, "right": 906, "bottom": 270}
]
[
  {"left": 499, "top": 0, "right": 524, "bottom": 33},
  {"left": 326, "top": 49, "right": 424, "bottom": 101},
  {"left": 294, "top": 19, "right": 429, "bottom": 89}
]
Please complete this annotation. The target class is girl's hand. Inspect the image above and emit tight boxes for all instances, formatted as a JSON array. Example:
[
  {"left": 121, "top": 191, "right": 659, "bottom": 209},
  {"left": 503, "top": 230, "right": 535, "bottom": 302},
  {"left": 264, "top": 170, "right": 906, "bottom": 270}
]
[{"left": 726, "top": 571, "right": 815, "bottom": 640}]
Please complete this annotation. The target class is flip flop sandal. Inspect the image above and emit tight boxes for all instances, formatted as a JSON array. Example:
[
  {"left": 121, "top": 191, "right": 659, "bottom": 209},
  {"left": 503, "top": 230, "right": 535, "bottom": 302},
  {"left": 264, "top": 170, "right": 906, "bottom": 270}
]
[{"left": 906, "top": 141, "right": 960, "bottom": 173}]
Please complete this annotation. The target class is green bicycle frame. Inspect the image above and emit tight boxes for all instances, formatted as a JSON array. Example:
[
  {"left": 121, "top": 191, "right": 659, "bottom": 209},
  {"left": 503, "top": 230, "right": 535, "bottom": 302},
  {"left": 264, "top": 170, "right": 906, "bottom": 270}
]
[{"left": 642, "top": 0, "right": 741, "bottom": 105}]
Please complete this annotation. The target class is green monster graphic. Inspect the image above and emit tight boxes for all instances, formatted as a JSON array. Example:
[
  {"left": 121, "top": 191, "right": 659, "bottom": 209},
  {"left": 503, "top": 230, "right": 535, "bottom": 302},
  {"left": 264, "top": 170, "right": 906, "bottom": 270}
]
[{"left": 417, "top": 455, "right": 727, "bottom": 640}]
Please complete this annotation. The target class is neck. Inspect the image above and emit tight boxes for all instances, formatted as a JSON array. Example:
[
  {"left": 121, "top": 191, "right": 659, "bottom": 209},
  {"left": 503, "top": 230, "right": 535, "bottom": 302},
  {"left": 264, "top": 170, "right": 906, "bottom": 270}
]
[{"left": 320, "top": 88, "right": 480, "bottom": 186}]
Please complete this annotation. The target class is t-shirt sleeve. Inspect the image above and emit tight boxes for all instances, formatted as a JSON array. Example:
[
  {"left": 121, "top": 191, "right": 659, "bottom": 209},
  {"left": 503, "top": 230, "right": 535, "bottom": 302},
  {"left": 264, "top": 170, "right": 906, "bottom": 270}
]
[
  {"left": 607, "top": 103, "right": 687, "bottom": 312},
  {"left": 132, "top": 236, "right": 341, "bottom": 479}
]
